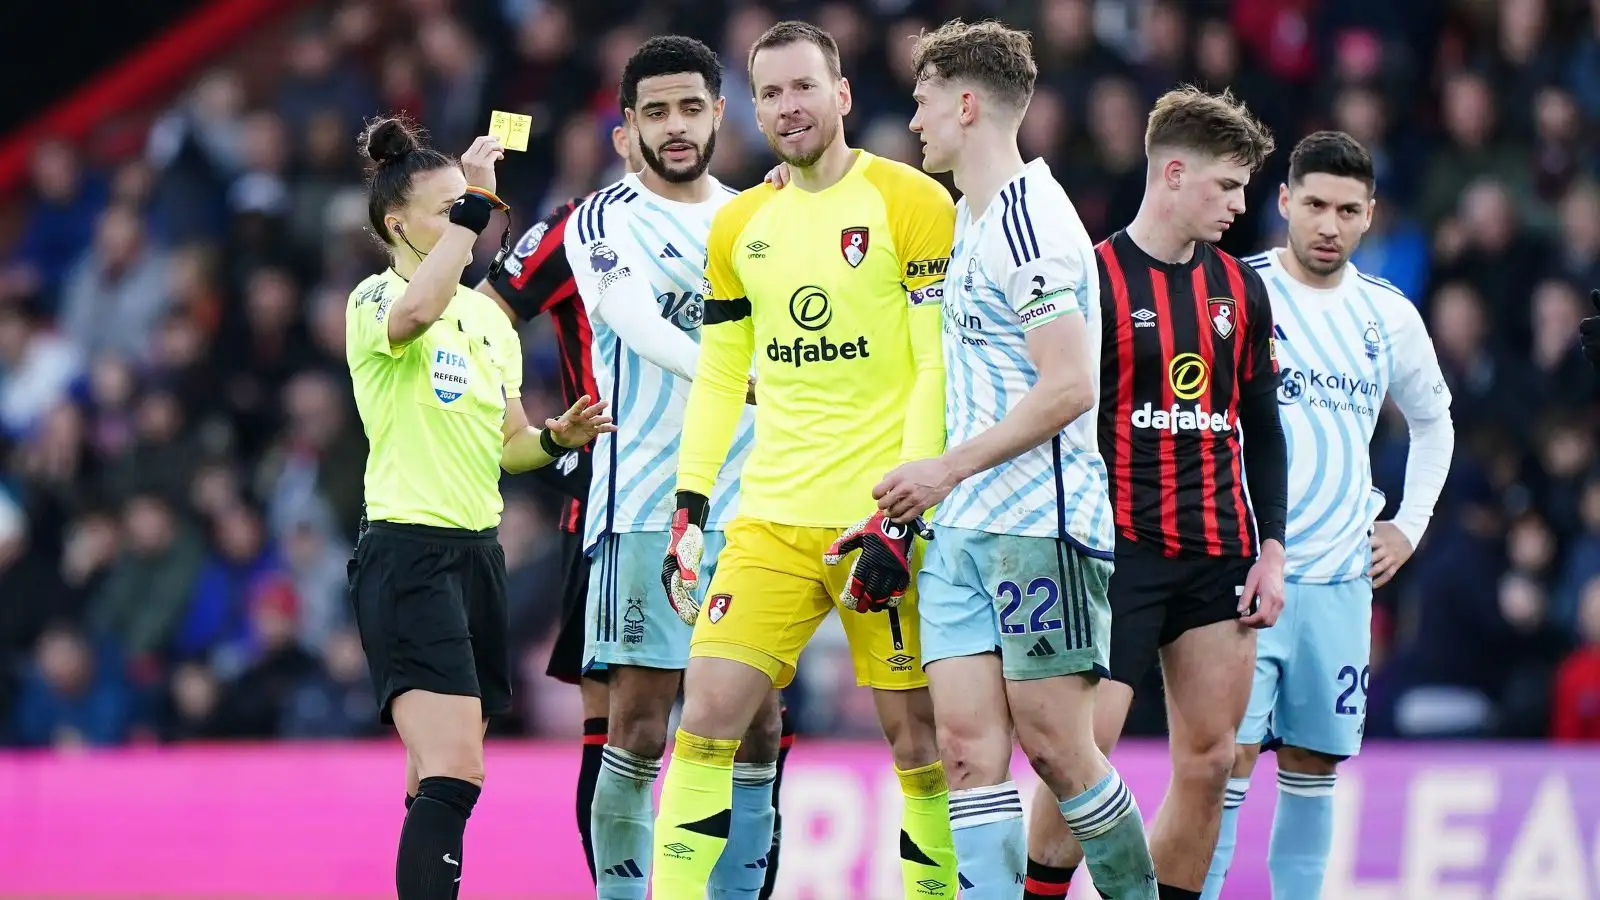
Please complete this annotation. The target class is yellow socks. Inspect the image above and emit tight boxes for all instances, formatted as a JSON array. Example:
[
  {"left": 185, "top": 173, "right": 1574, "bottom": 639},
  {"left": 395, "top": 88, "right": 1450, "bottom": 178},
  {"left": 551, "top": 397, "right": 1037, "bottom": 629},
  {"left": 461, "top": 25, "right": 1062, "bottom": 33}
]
[
  {"left": 896, "top": 760, "right": 960, "bottom": 899},
  {"left": 650, "top": 729, "right": 740, "bottom": 900}
]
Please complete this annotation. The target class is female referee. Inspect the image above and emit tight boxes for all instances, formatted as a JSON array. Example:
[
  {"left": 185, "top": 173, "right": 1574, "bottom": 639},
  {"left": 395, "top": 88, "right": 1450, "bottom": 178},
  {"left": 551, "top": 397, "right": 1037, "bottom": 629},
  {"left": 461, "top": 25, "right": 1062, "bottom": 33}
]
[{"left": 346, "top": 115, "right": 614, "bottom": 900}]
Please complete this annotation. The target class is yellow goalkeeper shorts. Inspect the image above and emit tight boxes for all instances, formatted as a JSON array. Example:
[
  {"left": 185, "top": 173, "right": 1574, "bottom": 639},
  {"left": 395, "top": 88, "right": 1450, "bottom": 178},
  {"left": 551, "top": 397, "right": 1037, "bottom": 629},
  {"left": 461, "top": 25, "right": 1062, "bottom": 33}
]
[{"left": 690, "top": 516, "right": 928, "bottom": 690}]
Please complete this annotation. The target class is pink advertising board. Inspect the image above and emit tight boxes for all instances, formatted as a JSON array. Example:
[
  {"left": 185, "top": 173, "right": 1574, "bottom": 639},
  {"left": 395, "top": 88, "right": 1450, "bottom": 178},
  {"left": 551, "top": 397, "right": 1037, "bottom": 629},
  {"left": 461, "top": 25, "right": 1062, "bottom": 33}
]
[{"left": 1, "top": 739, "right": 1597, "bottom": 898}]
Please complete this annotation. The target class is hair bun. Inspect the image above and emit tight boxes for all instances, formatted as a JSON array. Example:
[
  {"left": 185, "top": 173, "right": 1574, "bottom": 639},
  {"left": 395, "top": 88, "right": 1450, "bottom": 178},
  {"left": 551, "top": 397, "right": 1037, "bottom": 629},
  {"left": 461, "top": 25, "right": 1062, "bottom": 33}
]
[{"left": 361, "top": 116, "right": 421, "bottom": 165}]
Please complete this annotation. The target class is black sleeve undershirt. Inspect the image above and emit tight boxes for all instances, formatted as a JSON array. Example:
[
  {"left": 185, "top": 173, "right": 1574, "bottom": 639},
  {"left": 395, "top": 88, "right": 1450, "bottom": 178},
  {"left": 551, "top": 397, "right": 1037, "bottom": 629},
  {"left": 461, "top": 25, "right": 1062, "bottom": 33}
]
[{"left": 1238, "top": 387, "right": 1287, "bottom": 547}]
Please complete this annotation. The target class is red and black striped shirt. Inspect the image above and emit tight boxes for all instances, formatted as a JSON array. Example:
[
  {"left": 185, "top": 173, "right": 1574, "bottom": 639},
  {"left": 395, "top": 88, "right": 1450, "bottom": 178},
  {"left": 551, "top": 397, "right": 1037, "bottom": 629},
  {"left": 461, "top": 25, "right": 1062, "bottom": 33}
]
[
  {"left": 485, "top": 197, "right": 596, "bottom": 534},
  {"left": 1097, "top": 231, "right": 1285, "bottom": 559}
]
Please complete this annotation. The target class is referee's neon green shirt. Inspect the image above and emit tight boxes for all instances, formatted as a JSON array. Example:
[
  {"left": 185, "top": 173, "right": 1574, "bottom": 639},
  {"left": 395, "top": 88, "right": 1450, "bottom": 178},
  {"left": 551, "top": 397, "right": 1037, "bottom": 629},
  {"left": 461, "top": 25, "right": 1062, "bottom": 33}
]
[{"left": 346, "top": 268, "right": 523, "bottom": 531}]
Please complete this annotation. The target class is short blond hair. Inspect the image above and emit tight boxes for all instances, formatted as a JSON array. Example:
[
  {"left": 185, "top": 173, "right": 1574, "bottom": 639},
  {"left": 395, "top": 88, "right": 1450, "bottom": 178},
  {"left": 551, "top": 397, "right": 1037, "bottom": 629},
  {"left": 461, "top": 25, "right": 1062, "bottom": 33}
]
[
  {"left": 1145, "top": 85, "right": 1276, "bottom": 171},
  {"left": 910, "top": 19, "right": 1037, "bottom": 112}
]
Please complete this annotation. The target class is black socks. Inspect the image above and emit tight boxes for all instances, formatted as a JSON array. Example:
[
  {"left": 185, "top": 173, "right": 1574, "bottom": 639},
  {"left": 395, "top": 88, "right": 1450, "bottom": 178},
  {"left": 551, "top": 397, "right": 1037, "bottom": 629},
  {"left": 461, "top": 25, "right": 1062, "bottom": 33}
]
[
  {"left": 396, "top": 776, "right": 481, "bottom": 900},
  {"left": 578, "top": 716, "right": 607, "bottom": 883}
]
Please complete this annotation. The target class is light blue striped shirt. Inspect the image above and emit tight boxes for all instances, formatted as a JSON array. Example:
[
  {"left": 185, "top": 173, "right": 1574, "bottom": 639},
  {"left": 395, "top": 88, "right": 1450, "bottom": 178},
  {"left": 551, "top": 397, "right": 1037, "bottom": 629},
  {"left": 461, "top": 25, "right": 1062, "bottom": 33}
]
[
  {"left": 566, "top": 174, "right": 754, "bottom": 549},
  {"left": 934, "top": 160, "right": 1114, "bottom": 556},
  {"left": 1243, "top": 249, "right": 1452, "bottom": 583}
]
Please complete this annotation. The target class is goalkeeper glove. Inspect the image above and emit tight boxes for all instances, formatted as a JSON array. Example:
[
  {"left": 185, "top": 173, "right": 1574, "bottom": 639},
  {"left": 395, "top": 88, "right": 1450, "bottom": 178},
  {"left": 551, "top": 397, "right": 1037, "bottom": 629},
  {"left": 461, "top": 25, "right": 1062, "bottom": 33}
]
[
  {"left": 823, "top": 512, "right": 933, "bottom": 613},
  {"left": 1580, "top": 289, "right": 1600, "bottom": 371},
  {"left": 661, "top": 491, "right": 709, "bottom": 625}
]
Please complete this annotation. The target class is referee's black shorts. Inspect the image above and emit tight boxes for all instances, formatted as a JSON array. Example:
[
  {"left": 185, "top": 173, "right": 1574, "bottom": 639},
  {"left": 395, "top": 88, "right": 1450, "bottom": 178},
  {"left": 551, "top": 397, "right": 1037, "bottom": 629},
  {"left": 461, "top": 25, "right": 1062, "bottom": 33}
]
[
  {"left": 1107, "top": 537, "right": 1254, "bottom": 688},
  {"left": 544, "top": 527, "right": 599, "bottom": 684},
  {"left": 348, "top": 521, "right": 513, "bottom": 723}
]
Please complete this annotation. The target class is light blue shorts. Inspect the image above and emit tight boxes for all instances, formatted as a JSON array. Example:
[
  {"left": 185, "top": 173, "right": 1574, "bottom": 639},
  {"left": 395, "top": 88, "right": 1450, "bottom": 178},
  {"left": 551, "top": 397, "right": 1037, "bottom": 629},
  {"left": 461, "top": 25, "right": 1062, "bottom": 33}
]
[
  {"left": 583, "top": 529, "right": 727, "bottom": 673},
  {"left": 1239, "top": 578, "right": 1372, "bottom": 758},
  {"left": 918, "top": 526, "right": 1112, "bottom": 680}
]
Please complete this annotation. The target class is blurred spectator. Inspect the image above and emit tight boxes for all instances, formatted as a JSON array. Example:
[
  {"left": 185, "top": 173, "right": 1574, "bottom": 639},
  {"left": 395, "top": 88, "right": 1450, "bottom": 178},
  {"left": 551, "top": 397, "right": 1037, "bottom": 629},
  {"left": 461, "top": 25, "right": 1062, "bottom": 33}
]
[
  {"left": 0, "top": 138, "right": 107, "bottom": 313},
  {"left": 1418, "top": 70, "right": 1535, "bottom": 230},
  {"left": 202, "top": 579, "right": 319, "bottom": 738},
  {"left": 0, "top": 304, "right": 81, "bottom": 440},
  {"left": 11, "top": 625, "right": 136, "bottom": 748},
  {"left": 145, "top": 69, "right": 247, "bottom": 242},
  {"left": 1552, "top": 577, "right": 1600, "bottom": 741},
  {"left": 1555, "top": 181, "right": 1600, "bottom": 287},
  {"left": 58, "top": 204, "right": 171, "bottom": 362},
  {"left": 280, "top": 627, "right": 378, "bottom": 738},
  {"left": 85, "top": 493, "right": 203, "bottom": 660},
  {"left": 173, "top": 503, "right": 282, "bottom": 674},
  {"left": 275, "top": 18, "right": 377, "bottom": 134}
]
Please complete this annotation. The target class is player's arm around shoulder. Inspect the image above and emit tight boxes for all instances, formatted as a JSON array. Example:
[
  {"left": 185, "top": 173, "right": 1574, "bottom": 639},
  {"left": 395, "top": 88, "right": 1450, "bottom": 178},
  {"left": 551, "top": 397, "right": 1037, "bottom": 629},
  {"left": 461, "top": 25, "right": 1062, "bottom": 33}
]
[
  {"left": 869, "top": 160, "right": 955, "bottom": 464},
  {"left": 867, "top": 159, "right": 957, "bottom": 302}
]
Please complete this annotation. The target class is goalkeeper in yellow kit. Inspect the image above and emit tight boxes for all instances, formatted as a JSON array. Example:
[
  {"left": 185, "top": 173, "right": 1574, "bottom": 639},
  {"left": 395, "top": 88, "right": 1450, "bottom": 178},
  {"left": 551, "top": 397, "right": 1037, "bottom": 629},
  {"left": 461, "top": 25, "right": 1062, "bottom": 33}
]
[{"left": 649, "top": 20, "right": 960, "bottom": 900}]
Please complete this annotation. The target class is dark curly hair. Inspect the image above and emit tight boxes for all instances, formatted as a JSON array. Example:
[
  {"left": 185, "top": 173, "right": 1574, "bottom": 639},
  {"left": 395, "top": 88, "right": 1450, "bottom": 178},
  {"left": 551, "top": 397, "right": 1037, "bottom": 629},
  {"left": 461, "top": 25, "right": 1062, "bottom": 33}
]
[
  {"left": 619, "top": 36, "right": 723, "bottom": 116},
  {"left": 1288, "top": 131, "right": 1375, "bottom": 192},
  {"left": 358, "top": 115, "right": 455, "bottom": 246}
]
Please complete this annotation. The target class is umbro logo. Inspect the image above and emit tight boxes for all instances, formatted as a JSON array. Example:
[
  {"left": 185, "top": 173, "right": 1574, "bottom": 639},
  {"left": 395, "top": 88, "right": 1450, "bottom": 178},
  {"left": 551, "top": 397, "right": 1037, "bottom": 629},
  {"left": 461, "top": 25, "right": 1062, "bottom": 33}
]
[
  {"left": 746, "top": 240, "right": 770, "bottom": 258},
  {"left": 663, "top": 842, "right": 695, "bottom": 859},
  {"left": 603, "top": 858, "right": 644, "bottom": 878},
  {"left": 1132, "top": 308, "right": 1156, "bottom": 329},
  {"left": 1026, "top": 636, "right": 1056, "bottom": 657},
  {"left": 660, "top": 243, "right": 684, "bottom": 259},
  {"left": 916, "top": 879, "right": 948, "bottom": 894},
  {"left": 886, "top": 653, "right": 915, "bottom": 670}
]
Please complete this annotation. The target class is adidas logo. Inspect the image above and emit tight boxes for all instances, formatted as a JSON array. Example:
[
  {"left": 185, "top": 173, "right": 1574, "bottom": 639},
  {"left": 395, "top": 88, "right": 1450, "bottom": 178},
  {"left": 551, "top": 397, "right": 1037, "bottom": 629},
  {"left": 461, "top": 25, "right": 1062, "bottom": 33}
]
[
  {"left": 602, "top": 858, "right": 644, "bottom": 878},
  {"left": 744, "top": 855, "right": 769, "bottom": 870},
  {"left": 660, "top": 243, "right": 684, "bottom": 259},
  {"left": 1026, "top": 636, "right": 1056, "bottom": 657}
]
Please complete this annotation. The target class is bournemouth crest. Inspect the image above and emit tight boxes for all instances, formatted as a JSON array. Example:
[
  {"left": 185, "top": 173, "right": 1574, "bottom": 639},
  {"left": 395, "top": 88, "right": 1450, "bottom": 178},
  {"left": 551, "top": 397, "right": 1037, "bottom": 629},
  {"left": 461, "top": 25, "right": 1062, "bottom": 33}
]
[
  {"left": 841, "top": 227, "right": 869, "bottom": 267},
  {"left": 1208, "top": 297, "right": 1236, "bottom": 339}
]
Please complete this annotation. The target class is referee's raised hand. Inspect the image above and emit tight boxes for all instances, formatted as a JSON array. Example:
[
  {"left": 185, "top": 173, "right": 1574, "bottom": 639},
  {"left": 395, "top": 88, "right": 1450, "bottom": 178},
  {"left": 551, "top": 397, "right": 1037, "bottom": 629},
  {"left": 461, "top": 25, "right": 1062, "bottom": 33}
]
[
  {"left": 462, "top": 135, "right": 506, "bottom": 194},
  {"left": 543, "top": 395, "right": 616, "bottom": 449}
]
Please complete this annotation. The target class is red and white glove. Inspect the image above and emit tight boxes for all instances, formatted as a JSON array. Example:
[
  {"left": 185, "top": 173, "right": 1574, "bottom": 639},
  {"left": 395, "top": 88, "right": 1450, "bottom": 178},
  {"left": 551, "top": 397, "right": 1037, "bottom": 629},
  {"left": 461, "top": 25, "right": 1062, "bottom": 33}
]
[
  {"left": 823, "top": 513, "right": 932, "bottom": 612},
  {"left": 661, "top": 491, "right": 709, "bottom": 624}
]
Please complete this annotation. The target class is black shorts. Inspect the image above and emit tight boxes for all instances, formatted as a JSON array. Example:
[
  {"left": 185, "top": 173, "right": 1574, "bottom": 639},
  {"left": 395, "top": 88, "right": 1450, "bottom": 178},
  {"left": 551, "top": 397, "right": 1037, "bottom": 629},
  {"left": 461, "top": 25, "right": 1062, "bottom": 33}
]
[
  {"left": 1107, "top": 537, "right": 1254, "bottom": 688},
  {"left": 348, "top": 521, "right": 513, "bottom": 723},
  {"left": 544, "top": 527, "right": 599, "bottom": 684}
]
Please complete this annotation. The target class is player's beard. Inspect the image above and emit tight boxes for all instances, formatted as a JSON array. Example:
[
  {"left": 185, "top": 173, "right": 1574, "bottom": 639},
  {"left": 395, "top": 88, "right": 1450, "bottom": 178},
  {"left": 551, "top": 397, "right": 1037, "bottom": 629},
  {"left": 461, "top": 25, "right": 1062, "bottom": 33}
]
[
  {"left": 641, "top": 131, "right": 717, "bottom": 184},
  {"left": 1289, "top": 235, "right": 1349, "bottom": 277},
  {"left": 765, "top": 115, "right": 837, "bottom": 169}
]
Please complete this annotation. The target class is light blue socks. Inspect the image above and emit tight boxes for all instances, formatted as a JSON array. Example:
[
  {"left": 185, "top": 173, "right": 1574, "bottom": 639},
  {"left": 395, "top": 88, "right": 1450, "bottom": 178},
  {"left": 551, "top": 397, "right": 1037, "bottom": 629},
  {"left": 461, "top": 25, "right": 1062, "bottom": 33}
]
[
  {"left": 592, "top": 746, "right": 659, "bottom": 899},
  {"left": 1201, "top": 776, "right": 1250, "bottom": 900},
  {"left": 947, "top": 781, "right": 1025, "bottom": 899},
  {"left": 709, "top": 761, "right": 778, "bottom": 899},
  {"left": 1268, "top": 771, "right": 1337, "bottom": 899},
  {"left": 1058, "top": 769, "right": 1157, "bottom": 899}
]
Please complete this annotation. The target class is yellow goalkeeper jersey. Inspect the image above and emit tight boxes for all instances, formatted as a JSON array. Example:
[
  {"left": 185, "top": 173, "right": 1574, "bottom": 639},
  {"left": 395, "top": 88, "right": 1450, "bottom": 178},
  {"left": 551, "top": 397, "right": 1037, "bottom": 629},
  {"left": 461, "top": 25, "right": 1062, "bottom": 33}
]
[{"left": 678, "top": 150, "right": 955, "bottom": 528}]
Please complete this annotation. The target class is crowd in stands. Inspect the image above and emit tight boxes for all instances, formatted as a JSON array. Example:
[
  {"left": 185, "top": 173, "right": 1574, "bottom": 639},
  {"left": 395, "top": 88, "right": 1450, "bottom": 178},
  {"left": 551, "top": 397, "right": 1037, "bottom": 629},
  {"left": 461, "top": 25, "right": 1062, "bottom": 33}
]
[{"left": 0, "top": 0, "right": 1597, "bottom": 748}]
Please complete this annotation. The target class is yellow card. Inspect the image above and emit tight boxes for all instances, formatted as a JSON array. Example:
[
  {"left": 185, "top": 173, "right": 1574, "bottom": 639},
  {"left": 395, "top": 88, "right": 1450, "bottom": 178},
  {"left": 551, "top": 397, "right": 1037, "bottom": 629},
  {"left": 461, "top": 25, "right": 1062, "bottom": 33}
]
[{"left": 489, "top": 110, "right": 532, "bottom": 152}]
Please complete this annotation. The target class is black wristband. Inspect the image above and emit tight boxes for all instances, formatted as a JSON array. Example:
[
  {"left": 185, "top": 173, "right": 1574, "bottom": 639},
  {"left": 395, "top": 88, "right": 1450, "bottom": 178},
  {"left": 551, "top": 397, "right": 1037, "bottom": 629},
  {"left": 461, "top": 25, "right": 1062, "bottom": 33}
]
[
  {"left": 449, "top": 192, "right": 495, "bottom": 235},
  {"left": 539, "top": 427, "right": 564, "bottom": 457},
  {"left": 675, "top": 491, "right": 710, "bottom": 529}
]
